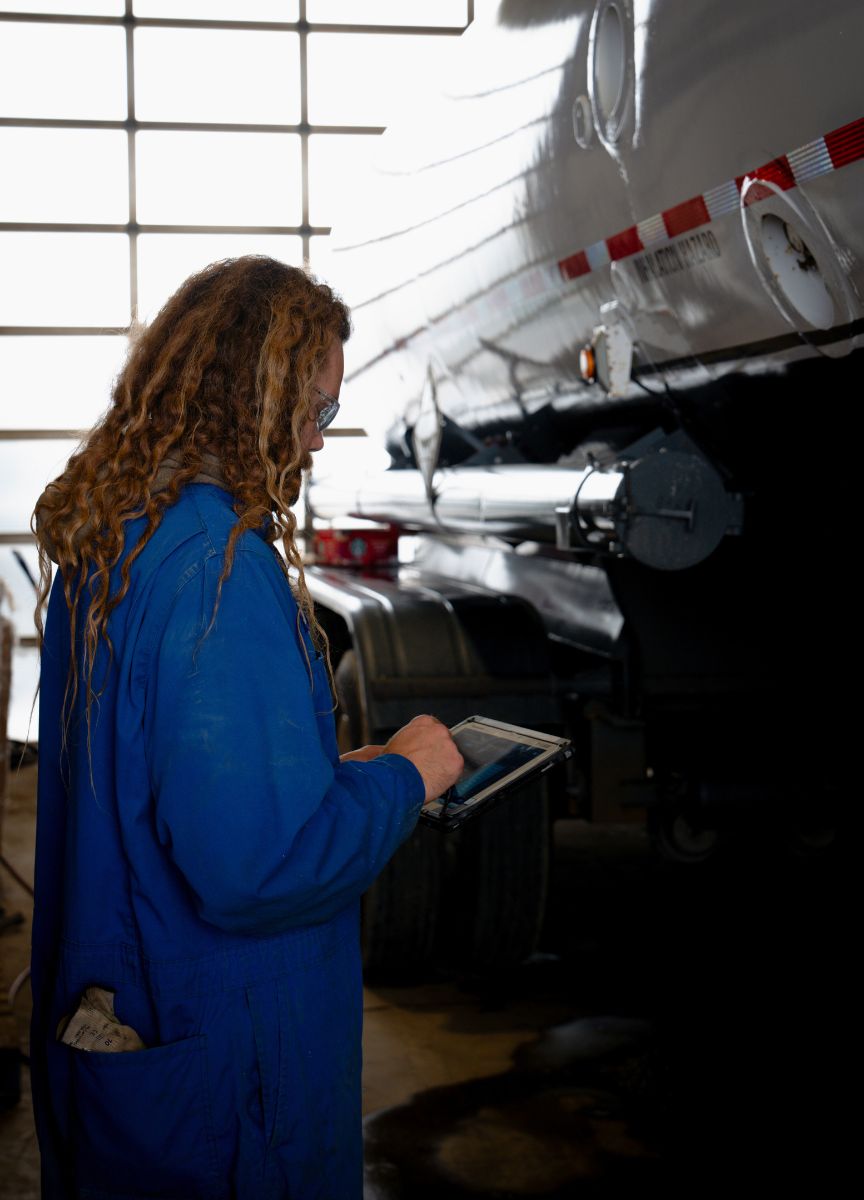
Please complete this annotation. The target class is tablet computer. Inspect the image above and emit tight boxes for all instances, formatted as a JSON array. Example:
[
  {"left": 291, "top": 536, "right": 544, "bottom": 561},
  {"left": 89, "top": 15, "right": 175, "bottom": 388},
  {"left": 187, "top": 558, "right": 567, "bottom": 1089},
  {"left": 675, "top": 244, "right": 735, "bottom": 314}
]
[{"left": 419, "top": 716, "right": 572, "bottom": 832}]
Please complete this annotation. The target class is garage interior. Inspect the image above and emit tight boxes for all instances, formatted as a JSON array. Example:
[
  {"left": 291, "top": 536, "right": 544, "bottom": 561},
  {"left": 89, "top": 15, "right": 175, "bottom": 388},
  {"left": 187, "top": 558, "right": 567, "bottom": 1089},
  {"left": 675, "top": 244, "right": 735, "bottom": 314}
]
[{"left": 1, "top": 1, "right": 855, "bottom": 1196}]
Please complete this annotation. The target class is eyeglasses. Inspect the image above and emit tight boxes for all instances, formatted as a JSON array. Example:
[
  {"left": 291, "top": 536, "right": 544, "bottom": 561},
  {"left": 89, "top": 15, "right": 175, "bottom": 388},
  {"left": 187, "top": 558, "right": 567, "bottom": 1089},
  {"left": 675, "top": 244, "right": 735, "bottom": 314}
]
[{"left": 312, "top": 385, "right": 340, "bottom": 432}]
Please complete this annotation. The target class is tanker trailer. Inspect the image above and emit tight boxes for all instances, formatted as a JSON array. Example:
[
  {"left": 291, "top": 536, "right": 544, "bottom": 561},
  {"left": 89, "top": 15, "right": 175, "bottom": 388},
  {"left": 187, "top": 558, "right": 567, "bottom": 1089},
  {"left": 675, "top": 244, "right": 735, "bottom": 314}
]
[{"left": 306, "top": 0, "right": 862, "bottom": 973}]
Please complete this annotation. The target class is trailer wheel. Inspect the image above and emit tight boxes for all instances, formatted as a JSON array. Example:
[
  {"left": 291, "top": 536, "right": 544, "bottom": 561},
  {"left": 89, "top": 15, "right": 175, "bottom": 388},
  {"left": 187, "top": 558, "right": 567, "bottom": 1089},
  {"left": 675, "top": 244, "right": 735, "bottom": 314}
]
[
  {"left": 649, "top": 777, "right": 724, "bottom": 864},
  {"left": 335, "top": 651, "right": 442, "bottom": 978},
  {"left": 652, "top": 809, "right": 722, "bottom": 864},
  {"left": 446, "top": 786, "right": 550, "bottom": 972}
]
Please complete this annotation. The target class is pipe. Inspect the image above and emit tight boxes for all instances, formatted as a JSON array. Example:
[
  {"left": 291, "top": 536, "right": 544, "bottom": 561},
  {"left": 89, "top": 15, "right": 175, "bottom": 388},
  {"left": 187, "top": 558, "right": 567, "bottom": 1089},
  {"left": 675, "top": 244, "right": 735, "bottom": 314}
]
[
  {"left": 310, "top": 464, "right": 592, "bottom": 540},
  {"left": 309, "top": 454, "right": 742, "bottom": 571}
]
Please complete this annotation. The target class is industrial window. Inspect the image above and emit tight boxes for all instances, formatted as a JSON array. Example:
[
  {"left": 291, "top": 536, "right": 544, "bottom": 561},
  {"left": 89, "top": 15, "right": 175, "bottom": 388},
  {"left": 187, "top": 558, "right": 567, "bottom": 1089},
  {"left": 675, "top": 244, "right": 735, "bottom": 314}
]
[{"left": 0, "top": 0, "right": 473, "bottom": 740}]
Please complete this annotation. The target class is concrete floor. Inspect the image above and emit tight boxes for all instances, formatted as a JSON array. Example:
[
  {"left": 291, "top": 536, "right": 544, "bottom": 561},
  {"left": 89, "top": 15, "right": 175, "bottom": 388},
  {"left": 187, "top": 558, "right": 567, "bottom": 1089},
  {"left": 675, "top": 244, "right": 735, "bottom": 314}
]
[
  {"left": 1, "top": 761, "right": 848, "bottom": 1198},
  {"left": 0, "top": 759, "right": 38, "bottom": 1200}
]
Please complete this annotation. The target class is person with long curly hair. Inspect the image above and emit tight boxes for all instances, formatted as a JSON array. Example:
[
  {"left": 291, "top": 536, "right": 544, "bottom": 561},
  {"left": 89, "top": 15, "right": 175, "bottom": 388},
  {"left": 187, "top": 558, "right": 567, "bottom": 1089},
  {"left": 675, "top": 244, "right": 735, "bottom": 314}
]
[{"left": 29, "top": 255, "right": 463, "bottom": 1199}]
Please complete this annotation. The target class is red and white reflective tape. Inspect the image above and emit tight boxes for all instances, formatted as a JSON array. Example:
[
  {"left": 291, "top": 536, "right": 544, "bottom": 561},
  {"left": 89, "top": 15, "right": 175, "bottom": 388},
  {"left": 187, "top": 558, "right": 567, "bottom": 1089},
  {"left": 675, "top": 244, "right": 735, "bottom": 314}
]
[{"left": 558, "top": 116, "right": 864, "bottom": 282}]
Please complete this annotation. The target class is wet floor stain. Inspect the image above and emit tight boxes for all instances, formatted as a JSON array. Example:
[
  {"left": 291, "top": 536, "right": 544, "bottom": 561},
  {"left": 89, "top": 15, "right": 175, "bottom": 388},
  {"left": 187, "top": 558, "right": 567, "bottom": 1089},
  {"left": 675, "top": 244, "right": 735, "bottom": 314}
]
[
  {"left": 364, "top": 1016, "right": 662, "bottom": 1198},
  {"left": 363, "top": 823, "right": 850, "bottom": 1197}
]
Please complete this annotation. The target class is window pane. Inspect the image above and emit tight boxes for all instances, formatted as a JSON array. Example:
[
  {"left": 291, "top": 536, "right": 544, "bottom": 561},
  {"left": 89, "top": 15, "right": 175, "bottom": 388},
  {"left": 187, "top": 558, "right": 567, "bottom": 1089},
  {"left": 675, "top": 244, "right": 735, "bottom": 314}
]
[
  {"left": 0, "top": 129, "right": 128, "bottom": 224},
  {"left": 5, "top": 2, "right": 122, "bottom": 13},
  {"left": 308, "top": 134, "right": 380, "bottom": 228},
  {"left": 308, "top": 1, "right": 467, "bottom": 26},
  {"left": 312, "top": 439, "right": 389, "bottom": 477},
  {"left": 0, "top": 337, "right": 126, "bottom": 430},
  {"left": 134, "top": 28, "right": 300, "bottom": 124},
  {"left": 0, "top": 545, "right": 40, "bottom": 642},
  {"left": 306, "top": 235, "right": 336, "bottom": 279},
  {"left": 137, "top": 233, "right": 302, "bottom": 319},
  {"left": 307, "top": 33, "right": 454, "bottom": 126},
  {"left": 0, "top": 234, "right": 130, "bottom": 326},
  {"left": 0, "top": 439, "right": 80, "bottom": 533},
  {"left": 307, "top": 237, "right": 366, "bottom": 314},
  {"left": 7, "top": 643, "right": 40, "bottom": 744},
  {"left": 133, "top": 1, "right": 298, "bottom": 18},
  {"left": 136, "top": 132, "right": 301, "bottom": 225},
  {"left": 0, "top": 23, "right": 126, "bottom": 120}
]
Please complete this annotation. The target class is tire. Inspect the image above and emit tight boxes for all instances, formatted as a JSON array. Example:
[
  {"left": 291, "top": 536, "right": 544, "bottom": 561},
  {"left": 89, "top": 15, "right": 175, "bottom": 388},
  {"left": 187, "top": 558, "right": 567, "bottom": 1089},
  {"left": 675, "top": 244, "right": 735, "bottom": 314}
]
[
  {"left": 334, "top": 651, "right": 442, "bottom": 979},
  {"left": 652, "top": 809, "right": 723, "bottom": 864},
  {"left": 359, "top": 824, "right": 443, "bottom": 979},
  {"left": 334, "top": 650, "right": 369, "bottom": 756},
  {"left": 445, "top": 784, "right": 550, "bottom": 972},
  {"left": 648, "top": 775, "right": 725, "bottom": 865}
]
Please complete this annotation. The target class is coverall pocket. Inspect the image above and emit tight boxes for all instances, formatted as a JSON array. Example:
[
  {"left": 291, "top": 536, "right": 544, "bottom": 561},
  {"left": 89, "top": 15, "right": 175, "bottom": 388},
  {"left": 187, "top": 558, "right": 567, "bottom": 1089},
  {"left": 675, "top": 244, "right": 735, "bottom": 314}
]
[
  {"left": 56, "top": 1033, "right": 225, "bottom": 1199},
  {"left": 245, "top": 982, "right": 288, "bottom": 1150}
]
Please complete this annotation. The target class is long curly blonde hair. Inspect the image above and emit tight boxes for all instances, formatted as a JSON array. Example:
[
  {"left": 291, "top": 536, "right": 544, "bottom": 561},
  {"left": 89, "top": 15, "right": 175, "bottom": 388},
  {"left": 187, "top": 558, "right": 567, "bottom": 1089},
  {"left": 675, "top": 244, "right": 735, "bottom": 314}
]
[{"left": 33, "top": 255, "right": 350, "bottom": 740}]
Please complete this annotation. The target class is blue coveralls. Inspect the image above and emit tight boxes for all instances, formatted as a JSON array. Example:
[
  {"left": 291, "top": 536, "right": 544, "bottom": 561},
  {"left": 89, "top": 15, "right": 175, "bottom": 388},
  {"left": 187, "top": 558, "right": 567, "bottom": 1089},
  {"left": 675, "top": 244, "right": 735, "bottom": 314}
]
[{"left": 30, "top": 484, "right": 424, "bottom": 1199}]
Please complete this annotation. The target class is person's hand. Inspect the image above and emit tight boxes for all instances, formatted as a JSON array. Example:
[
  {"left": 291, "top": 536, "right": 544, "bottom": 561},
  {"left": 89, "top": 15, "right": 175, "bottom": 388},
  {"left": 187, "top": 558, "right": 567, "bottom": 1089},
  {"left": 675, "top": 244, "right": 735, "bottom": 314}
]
[
  {"left": 383, "top": 715, "right": 464, "bottom": 804},
  {"left": 339, "top": 744, "right": 386, "bottom": 763}
]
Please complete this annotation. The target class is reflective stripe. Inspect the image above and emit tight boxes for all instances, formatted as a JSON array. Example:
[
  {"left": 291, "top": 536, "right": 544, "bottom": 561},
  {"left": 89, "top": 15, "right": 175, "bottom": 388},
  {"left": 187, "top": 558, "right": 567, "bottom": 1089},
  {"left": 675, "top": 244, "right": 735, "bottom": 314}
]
[{"left": 558, "top": 115, "right": 864, "bottom": 282}]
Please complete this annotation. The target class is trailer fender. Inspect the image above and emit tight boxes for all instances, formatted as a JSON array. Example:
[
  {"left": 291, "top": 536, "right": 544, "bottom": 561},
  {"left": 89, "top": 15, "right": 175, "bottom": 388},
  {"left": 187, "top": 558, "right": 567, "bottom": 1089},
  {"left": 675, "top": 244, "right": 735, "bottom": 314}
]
[{"left": 306, "top": 565, "right": 561, "bottom": 735}]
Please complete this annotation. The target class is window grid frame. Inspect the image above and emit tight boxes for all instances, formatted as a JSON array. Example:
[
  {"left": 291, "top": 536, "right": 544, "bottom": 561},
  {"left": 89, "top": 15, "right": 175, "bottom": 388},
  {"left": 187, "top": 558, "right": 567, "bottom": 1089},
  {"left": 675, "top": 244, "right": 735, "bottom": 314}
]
[
  {"left": 0, "top": 0, "right": 474, "bottom": 330},
  {"left": 0, "top": 0, "right": 473, "bottom": 540}
]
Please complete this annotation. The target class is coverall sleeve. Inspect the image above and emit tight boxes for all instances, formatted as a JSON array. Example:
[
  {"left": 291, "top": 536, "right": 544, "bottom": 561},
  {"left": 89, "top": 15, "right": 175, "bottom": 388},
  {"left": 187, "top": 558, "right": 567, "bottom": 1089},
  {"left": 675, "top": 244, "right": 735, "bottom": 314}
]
[{"left": 144, "top": 546, "right": 425, "bottom": 934}]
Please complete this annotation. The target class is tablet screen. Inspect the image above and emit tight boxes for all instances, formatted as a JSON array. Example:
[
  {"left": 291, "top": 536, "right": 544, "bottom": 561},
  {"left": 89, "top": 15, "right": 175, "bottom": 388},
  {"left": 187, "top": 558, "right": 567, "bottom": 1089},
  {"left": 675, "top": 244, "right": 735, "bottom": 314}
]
[
  {"left": 449, "top": 727, "right": 546, "bottom": 803},
  {"left": 420, "top": 716, "right": 571, "bottom": 829}
]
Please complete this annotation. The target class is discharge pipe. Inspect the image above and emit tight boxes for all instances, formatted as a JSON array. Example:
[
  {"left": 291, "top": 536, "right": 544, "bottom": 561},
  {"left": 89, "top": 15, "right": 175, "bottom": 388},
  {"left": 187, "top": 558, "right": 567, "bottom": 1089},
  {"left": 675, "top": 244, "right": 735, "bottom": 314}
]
[{"left": 309, "top": 451, "right": 742, "bottom": 571}]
